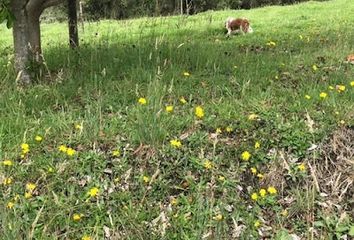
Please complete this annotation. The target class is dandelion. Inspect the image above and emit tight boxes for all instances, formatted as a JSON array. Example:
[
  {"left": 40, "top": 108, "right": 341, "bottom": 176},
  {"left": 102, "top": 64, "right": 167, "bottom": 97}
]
[
  {"left": 254, "top": 141, "right": 261, "bottom": 149},
  {"left": 66, "top": 148, "right": 76, "bottom": 156},
  {"left": 248, "top": 114, "right": 258, "bottom": 120},
  {"left": 312, "top": 64, "right": 318, "bottom": 71},
  {"left": 35, "top": 135, "right": 43, "bottom": 142},
  {"left": 165, "top": 105, "right": 174, "bottom": 113},
  {"left": 257, "top": 173, "right": 264, "bottom": 179},
  {"left": 143, "top": 176, "right": 150, "bottom": 184},
  {"left": 350, "top": 81, "right": 354, "bottom": 87},
  {"left": 259, "top": 189, "right": 267, "bottom": 197},
  {"left": 213, "top": 214, "right": 223, "bottom": 221},
  {"left": 48, "top": 167, "right": 54, "bottom": 173},
  {"left": 2, "top": 160, "right": 13, "bottom": 166},
  {"left": 170, "top": 139, "right": 182, "bottom": 148},
  {"left": 179, "top": 97, "right": 187, "bottom": 104},
  {"left": 319, "top": 92, "right": 327, "bottom": 99},
  {"left": 73, "top": 213, "right": 82, "bottom": 221},
  {"left": 305, "top": 95, "right": 311, "bottom": 100},
  {"left": 58, "top": 145, "right": 67, "bottom": 152},
  {"left": 275, "top": 75, "right": 279, "bottom": 80},
  {"left": 24, "top": 192, "right": 32, "bottom": 199},
  {"left": 328, "top": 85, "right": 334, "bottom": 90},
  {"left": 251, "top": 193, "right": 258, "bottom": 201},
  {"left": 88, "top": 187, "right": 99, "bottom": 197},
  {"left": 218, "top": 176, "right": 225, "bottom": 181},
  {"left": 75, "top": 124, "right": 83, "bottom": 130},
  {"left": 195, "top": 106, "right": 204, "bottom": 119},
  {"left": 298, "top": 163, "right": 306, "bottom": 172},
  {"left": 170, "top": 198, "right": 178, "bottom": 206},
  {"left": 339, "top": 120, "right": 345, "bottom": 125},
  {"left": 112, "top": 149, "right": 120, "bottom": 157},
  {"left": 215, "top": 128, "right": 222, "bottom": 134},
  {"left": 138, "top": 97, "right": 147, "bottom": 105},
  {"left": 82, "top": 236, "right": 91, "bottom": 240},
  {"left": 26, "top": 183, "right": 36, "bottom": 192},
  {"left": 299, "top": 35, "right": 303, "bottom": 40},
  {"left": 267, "top": 186, "right": 277, "bottom": 195},
  {"left": 266, "top": 41, "right": 276, "bottom": 47},
  {"left": 21, "top": 143, "right": 30, "bottom": 154},
  {"left": 336, "top": 85, "right": 346, "bottom": 92},
  {"left": 183, "top": 72, "right": 190, "bottom": 77},
  {"left": 225, "top": 126, "right": 233, "bottom": 133},
  {"left": 6, "top": 201, "right": 14, "bottom": 209},
  {"left": 241, "top": 151, "right": 251, "bottom": 161},
  {"left": 203, "top": 160, "right": 213, "bottom": 170},
  {"left": 254, "top": 220, "right": 261, "bottom": 228},
  {"left": 250, "top": 167, "right": 257, "bottom": 175},
  {"left": 281, "top": 209, "right": 288, "bottom": 217},
  {"left": 3, "top": 177, "right": 12, "bottom": 185}
]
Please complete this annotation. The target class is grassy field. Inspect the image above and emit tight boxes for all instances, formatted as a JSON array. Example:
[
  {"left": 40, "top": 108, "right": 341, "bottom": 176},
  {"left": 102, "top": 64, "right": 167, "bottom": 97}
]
[{"left": 1, "top": 0, "right": 354, "bottom": 239}]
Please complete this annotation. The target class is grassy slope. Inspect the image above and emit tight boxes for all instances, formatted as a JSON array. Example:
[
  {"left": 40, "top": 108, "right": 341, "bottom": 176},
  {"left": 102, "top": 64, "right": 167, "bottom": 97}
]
[{"left": 0, "top": 0, "right": 354, "bottom": 239}]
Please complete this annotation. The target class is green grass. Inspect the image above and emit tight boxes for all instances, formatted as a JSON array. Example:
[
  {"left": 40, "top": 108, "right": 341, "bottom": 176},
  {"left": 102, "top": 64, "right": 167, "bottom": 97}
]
[{"left": 1, "top": 0, "right": 354, "bottom": 239}]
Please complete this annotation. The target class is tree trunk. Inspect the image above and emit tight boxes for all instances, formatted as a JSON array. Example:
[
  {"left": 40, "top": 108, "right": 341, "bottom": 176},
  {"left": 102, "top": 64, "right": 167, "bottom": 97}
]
[
  {"left": 10, "top": 0, "right": 65, "bottom": 85},
  {"left": 11, "top": 0, "right": 32, "bottom": 85},
  {"left": 68, "top": 0, "right": 79, "bottom": 48}
]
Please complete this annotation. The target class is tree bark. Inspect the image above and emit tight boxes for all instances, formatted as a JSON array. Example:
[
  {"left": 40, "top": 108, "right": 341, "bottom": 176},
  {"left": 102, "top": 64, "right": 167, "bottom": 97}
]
[
  {"left": 68, "top": 0, "right": 79, "bottom": 48},
  {"left": 10, "top": 0, "right": 65, "bottom": 85},
  {"left": 11, "top": 0, "right": 32, "bottom": 85}
]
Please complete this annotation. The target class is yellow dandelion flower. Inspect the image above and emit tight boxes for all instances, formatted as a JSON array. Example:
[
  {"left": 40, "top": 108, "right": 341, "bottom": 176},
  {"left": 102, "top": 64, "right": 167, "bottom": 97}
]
[
  {"left": 73, "top": 213, "right": 82, "bottom": 221},
  {"left": 58, "top": 145, "right": 67, "bottom": 152},
  {"left": 319, "top": 92, "right": 327, "bottom": 99},
  {"left": 248, "top": 114, "right": 258, "bottom": 120},
  {"left": 170, "top": 198, "right": 178, "bottom": 206},
  {"left": 275, "top": 75, "right": 279, "bottom": 80},
  {"left": 241, "top": 151, "right": 251, "bottom": 161},
  {"left": 254, "top": 141, "right": 260, "bottom": 149},
  {"left": 26, "top": 183, "right": 36, "bottom": 192},
  {"left": 82, "top": 236, "right": 91, "bottom": 240},
  {"left": 213, "top": 214, "right": 223, "bottom": 221},
  {"left": 257, "top": 173, "right": 264, "bottom": 179},
  {"left": 266, "top": 41, "right": 276, "bottom": 47},
  {"left": 75, "top": 124, "right": 83, "bottom": 130},
  {"left": 250, "top": 167, "right": 257, "bottom": 175},
  {"left": 21, "top": 143, "right": 29, "bottom": 150},
  {"left": 179, "top": 97, "right": 187, "bottom": 104},
  {"left": 305, "top": 95, "right": 311, "bottom": 100},
  {"left": 281, "top": 209, "right": 288, "bottom": 217},
  {"left": 24, "top": 192, "right": 32, "bottom": 199},
  {"left": 251, "top": 193, "right": 258, "bottom": 201},
  {"left": 112, "top": 149, "right": 120, "bottom": 157},
  {"left": 138, "top": 97, "right": 147, "bottom": 105},
  {"left": 312, "top": 64, "right": 318, "bottom": 71},
  {"left": 267, "top": 186, "right": 277, "bottom": 195},
  {"left": 203, "top": 160, "right": 213, "bottom": 169},
  {"left": 218, "top": 176, "right": 225, "bottom": 181},
  {"left": 66, "top": 148, "right": 76, "bottom": 156},
  {"left": 183, "top": 72, "right": 190, "bottom": 77},
  {"left": 254, "top": 220, "right": 261, "bottom": 228},
  {"left": 298, "top": 163, "right": 306, "bottom": 172},
  {"left": 259, "top": 189, "right": 267, "bottom": 197},
  {"left": 195, "top": 106, "right": 204, "bottom": 119},
  {"left": 2, "top": 159, "right": 13, "bottom": 166},
  {"left": 215, "top": 128, "right": 222, "bottom": 134},
  {"left": 48, "top": 167, "right": 54, "bottom": 173},
  {"left": 143, "top": 176, "right": 150, "bottom": 184},
  {"left": 35, "top": 135, "right": 43, "bottom": 142},
  {"left": 339, "top": 120, "right": 345, "bottom": 125},
  {"left": 350, "top": 81, "right": 354, "bottom": 87},
  {"left": 170, "top": 139, "right": 182, "bottom": 148},
  {"left": 328, "top": 85, "right": 334, "bottom": 90},
  {"left": 165, "top": 105, "right": 174, "bottom": 113},
  {"left": 336, "top": 85, "right": 346, "bottom": 92},
  {"left": 88, "top": 187, "right": 99, "bottom": 197},
  {"left": 3, "top": 177, "right": 12, "bottom": 185},
  {"left": 225, "top": 126, "right": 233, "bottom": 133},
  {"left": 7, "top": 201, "right": 14, "bottom": 209}
]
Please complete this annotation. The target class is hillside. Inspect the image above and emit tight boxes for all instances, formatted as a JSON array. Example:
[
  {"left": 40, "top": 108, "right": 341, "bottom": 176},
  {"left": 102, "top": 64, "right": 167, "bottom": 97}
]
[{"left": 0, "top": 0, "right": 353, "bottom": 239}]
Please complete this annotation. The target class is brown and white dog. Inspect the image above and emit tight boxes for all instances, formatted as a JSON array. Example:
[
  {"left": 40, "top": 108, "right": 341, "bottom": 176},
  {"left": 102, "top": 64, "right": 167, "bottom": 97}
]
[{"left": 225, "top": 17, "right": 253, "bottom": 36}]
